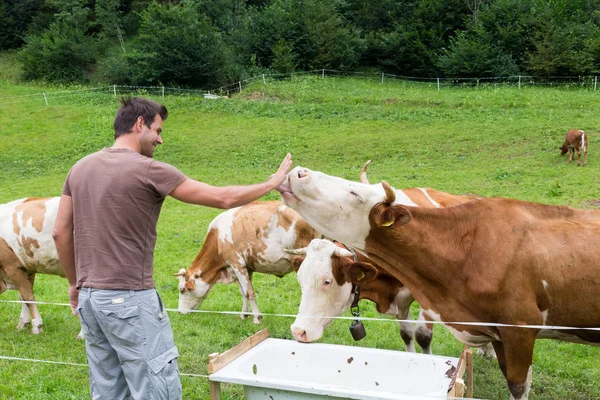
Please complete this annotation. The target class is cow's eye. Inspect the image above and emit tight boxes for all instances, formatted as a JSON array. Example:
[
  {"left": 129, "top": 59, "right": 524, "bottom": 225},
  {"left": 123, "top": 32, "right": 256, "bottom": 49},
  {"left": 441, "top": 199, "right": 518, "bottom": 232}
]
[
  {"left": 349, "top": 190, "right": 364, "bottom": 202},
  {"left": 324, "top": 279, "right": 331, "bottom": 286}
]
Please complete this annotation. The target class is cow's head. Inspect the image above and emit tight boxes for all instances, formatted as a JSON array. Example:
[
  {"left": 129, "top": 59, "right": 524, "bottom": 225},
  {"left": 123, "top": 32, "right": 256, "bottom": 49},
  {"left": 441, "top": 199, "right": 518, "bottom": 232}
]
[
  {"left": 174, "top": 267, "right": 236, "bottom": 313},
  {"left": 278, "top": 167, "right": 394, "bottom": 249},
  {"left": 288, "top": 239, "right": 377, "bottom": 343},
  {"left": 559, "top": 143, "right": 569, "bottom": 155}
]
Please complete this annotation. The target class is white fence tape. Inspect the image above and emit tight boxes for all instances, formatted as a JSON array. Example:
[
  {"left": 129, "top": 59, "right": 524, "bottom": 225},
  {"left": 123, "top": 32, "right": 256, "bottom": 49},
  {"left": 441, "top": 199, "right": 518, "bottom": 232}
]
[
  {"left": 1, "top": 70, "right": 598, "bottom": 106},
  {"left": 1, "top": 299, "right": 598, "bottom": 332}
]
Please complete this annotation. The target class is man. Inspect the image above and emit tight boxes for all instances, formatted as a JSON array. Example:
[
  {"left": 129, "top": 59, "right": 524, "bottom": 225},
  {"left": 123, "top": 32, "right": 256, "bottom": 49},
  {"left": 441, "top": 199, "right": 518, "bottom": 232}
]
[{"left": 52, "top": 97, "right": 293, "bottom": 399}]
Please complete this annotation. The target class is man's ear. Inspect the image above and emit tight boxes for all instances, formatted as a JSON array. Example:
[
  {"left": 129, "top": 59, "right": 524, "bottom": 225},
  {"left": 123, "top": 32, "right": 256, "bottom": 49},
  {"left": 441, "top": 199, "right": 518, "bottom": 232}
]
[
  {"left": 344, "top": 262, "right": 378, "bottom": 284},
  {"left": 292, "top": 256, "right": 305, "bottom": 272}
]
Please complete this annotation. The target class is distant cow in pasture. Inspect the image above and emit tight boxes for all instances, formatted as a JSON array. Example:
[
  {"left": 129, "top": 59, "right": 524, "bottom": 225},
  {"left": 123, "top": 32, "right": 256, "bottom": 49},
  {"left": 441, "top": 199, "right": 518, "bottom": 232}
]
[
  {"left": 559, "top": 129, "right": 588, "bottom": 166},
  {"left": 175, "top": 201, "right": 321, "bottom": 323},
  {"left": 278, "top": 166, "right": 600, "bottom": 400},
  {"left": 0, "top": 197, "right": 72, "bottom": 335}
]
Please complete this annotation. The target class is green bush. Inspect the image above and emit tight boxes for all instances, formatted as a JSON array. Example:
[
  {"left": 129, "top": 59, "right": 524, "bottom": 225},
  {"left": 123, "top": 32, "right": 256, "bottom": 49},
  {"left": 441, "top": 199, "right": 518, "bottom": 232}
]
[
  {"left": 19, "top": 5, "right": 97, "bottom": 83},
  {"left": 125, "top": 2, "right": 228, "bottom": 87}
]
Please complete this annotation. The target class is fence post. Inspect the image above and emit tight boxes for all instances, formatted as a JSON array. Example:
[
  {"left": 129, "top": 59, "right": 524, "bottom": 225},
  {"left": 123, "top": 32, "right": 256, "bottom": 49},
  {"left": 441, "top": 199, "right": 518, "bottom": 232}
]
[
  {"left": 381, "top": 72, "right": 384, "bottom": 84},
  {"left": 322, "top": 69, "right": 325, "bottom": 79},
  {"left": 437, "top": 78, "right": 440, "bottom": 91},
  {"left": 239, "top": 81, "right": 242, "bottom": 93},
  {"left": 595, "top": 76, "right": 597, "bottom": 91},
  {"left": 162, "top": 86, "right": 165, "bottom": 99},
  {"left": 43, "top": 92, "right": 48, "bottom": 106},
  {"left": 262, "top": 74, "right": 266, "bottom": 84},
  {"left": 113, "top": 85, "right": 117, "bottom": 97},
  {"left": 518, "top": 76, "right": 521, "bottom": 89}
]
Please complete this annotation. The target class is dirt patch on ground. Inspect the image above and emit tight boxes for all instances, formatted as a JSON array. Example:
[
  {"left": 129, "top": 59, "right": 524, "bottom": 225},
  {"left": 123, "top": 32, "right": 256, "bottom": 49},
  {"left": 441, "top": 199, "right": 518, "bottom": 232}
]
[
  {"left": 584, "top": 200, "right": 600, "bottom": 209},
  {"left": 243, "top": 91, "right": 293, "bottom": 102}
]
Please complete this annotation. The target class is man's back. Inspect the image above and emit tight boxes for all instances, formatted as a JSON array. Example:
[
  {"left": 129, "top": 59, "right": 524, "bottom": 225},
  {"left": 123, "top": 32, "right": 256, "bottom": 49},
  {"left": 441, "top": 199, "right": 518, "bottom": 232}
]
[{"left": 65, "top": 147, "right": 185, "bottom": 290}]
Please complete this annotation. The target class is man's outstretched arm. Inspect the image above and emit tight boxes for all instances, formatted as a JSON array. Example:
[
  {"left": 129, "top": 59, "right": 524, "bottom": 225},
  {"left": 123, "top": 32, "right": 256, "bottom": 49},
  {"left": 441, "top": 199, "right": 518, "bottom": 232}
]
[{"left": 170, "top": 153, "right": 292, "bottom": 208}]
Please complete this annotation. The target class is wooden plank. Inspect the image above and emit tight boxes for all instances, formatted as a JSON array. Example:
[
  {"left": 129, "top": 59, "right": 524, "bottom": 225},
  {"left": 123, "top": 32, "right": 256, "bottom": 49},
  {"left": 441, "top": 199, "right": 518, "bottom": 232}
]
[
  {"left": 207, "top": 328, "right": 270, "bottom": 374},
  {"left": 447, "top": 345, "right": 470, "bottom": 398},
  {"left": 465, "top": 348, "right": 474, "bottom": 398},
  {"left": 208, "top": 353, "right": 221, "bottom": 400},
  {"left": 209, "top": 381, "right": 221, "bottom": 400}
]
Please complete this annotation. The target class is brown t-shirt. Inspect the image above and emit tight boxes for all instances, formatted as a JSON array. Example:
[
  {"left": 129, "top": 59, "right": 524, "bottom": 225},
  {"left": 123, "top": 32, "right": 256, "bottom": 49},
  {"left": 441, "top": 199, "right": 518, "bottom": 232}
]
[{"left": 63, "top": 148, "right": 187, "bottom": 290}]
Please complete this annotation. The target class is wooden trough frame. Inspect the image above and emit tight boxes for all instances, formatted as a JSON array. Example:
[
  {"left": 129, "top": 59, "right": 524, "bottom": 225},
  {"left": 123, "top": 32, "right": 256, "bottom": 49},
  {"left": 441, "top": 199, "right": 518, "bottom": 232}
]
[{"left": 208, "top": 328, "right": 473, "bottom": 399}]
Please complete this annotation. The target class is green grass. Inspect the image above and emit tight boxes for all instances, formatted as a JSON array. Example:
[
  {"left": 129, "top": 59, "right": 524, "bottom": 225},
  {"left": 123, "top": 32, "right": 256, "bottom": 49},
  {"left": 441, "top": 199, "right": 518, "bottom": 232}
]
[{"left": 1, "top": 75, "right": 600, "bottom": 399}]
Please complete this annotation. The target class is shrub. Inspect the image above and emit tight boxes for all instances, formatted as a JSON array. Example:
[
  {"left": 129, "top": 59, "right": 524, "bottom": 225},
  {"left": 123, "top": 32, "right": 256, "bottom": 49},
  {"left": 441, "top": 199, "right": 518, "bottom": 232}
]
[
  {"left": 125, "top": 2, "right": 228, "bottom": 87},
  {"left": 19, "top": 5, "right": 97, "bottom": 83}
]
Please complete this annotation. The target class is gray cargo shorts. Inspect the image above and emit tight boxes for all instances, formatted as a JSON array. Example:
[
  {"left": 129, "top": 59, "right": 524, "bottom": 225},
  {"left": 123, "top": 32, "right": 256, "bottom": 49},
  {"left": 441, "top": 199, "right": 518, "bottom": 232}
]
[{"left": 77, "top": 288, "right": 182, "bottom": 400}]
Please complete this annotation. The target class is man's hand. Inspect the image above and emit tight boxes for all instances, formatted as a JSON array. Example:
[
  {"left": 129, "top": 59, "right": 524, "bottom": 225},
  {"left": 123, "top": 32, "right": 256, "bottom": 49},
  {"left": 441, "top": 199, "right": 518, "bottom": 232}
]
[
  {"left": 69, "top": 285, "right": 79, "bottom": 315},
  {"left": 269, "top": 153, "right": 293, "bottom": 190}
]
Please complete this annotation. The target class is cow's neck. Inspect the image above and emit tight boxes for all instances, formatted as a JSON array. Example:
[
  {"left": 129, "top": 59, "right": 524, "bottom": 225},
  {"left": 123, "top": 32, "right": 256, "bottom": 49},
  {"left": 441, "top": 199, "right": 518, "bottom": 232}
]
[
  {"left": 358, "top": 273, "right": 403, "bottom": 314},
  {"left": 365, "top": 204, "right": 478, "bottom": 312}
]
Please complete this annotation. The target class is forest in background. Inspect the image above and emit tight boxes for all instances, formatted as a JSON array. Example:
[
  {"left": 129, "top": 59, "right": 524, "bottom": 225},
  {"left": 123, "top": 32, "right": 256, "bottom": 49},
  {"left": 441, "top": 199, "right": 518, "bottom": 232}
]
[{"left": 2, "top": 0, "right": 600, "bottom": 87}]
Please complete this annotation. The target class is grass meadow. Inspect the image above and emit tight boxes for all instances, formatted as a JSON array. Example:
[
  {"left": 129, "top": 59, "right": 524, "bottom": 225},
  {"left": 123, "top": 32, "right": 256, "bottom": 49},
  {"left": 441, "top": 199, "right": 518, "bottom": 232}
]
[{"left": 1, "top": 74, "right": 600, "bottom": 399}]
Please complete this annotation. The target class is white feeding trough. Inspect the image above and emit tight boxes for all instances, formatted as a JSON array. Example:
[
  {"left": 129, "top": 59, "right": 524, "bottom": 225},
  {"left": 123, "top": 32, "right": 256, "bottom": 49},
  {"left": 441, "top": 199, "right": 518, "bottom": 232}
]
[{"left": 208, "top": 329, "right": 473, "bottom": 399}]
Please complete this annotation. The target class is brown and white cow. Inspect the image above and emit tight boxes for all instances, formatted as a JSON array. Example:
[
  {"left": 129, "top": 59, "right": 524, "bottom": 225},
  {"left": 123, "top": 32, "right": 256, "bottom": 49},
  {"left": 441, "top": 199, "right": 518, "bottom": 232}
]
[
  {"left": 287, "top": 239, "right": 434, "bottom": 354},
  {"left": 278, "top": 166, "right": 600, "bottom": 399},
  {"left": 0, "top": 197, "right": 64, "bottom": 334},
  {"left": 175, "top": 201, "right": 321, "bottom": 323},
  {"left": 559, "top": 129, "right": 588, "bottom": 166},
  {"left": 284, "top": 165, "right": 476, "bottom": 352}
]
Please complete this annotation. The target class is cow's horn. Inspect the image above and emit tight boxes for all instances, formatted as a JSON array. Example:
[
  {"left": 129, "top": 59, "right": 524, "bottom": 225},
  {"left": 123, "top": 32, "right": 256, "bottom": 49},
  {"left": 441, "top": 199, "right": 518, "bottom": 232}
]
[
  {"left": 284, "top": 247, "right": 307, "bottom": 255},
  {"left": 382, "top": 181, "right": 396, "bottom": 204},
  {"left": 334, "top": 247, "right": 354, "bottom": 258},
  {"left": 173, "top": 268, "right": 186, "bottom": 277},
  {"left": 360, "top": 160, "right": 372, "bottom": 184}
]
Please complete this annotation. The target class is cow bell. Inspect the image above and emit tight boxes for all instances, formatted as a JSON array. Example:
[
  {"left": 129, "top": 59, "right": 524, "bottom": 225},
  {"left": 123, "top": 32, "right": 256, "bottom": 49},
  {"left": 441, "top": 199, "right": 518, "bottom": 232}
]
[{"left": 350, "top": 320, "right": 367, "bottom": 341}]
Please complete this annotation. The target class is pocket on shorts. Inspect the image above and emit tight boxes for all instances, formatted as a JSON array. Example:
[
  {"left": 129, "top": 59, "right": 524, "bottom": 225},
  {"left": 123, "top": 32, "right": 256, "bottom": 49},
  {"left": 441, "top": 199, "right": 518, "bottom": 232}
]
[
  {"left": 100, "top": 305, "right": 145, "bottom": 350},
  {"left": 147, "top": 347, "right": 181, "bottom": 399},
  {"left": 76, "top": 305, "right": 92, "bottom": 339}
]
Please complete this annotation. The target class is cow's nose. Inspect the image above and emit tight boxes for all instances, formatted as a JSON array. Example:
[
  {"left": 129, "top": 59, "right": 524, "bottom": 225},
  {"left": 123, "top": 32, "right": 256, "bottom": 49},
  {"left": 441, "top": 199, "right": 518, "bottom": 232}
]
[
  {"left": 297, "top": 168, "right": 309, "bottom": 179},
  {"left": 291, "top": 327, "right": 308, "bottom": 342}
]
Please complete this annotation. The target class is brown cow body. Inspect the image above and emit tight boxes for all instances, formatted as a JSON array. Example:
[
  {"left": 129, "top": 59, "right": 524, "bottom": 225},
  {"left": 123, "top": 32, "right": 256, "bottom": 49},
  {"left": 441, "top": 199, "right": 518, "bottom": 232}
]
[
  {"left": 559, "top": 129, "right": 588, "bottom": 166},
  {"left": 279, "top": 167, "right": 600, "bottom": 399}
]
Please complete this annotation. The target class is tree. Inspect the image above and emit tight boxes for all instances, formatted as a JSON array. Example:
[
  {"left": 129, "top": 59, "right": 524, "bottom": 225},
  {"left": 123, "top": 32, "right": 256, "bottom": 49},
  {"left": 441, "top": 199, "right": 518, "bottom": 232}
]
[
  {"left": 125, "top": 2, "right": 229, "bottom": 86},
  {"left": 19, "top": 0, "right": 98, "bottom": 83}
]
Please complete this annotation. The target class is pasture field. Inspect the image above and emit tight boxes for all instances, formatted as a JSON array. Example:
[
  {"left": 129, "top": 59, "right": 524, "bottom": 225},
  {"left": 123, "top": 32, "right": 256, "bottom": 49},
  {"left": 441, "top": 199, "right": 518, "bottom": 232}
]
[{"left": 1, "top": 76, "right": 600, "bottom": 399}]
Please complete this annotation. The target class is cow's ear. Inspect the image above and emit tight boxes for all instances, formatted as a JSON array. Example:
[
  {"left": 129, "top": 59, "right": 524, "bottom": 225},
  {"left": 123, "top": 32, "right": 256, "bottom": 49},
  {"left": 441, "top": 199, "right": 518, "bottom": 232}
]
[
  {"left": 372, "top": 204, "right": 412, "bottom": 228},
  {"left": 344, "top": 262, "right": 378, "bottom": 284},
  {"left": 292, "top": 256, "right": 305, "bottom": 272},
  {"left": 184, "top": 280, "right": 196, "bottom": 291}
]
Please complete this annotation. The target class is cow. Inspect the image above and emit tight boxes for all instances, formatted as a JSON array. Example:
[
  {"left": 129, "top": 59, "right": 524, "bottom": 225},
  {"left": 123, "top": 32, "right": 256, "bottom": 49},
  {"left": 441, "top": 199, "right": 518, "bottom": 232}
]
[
  {"left": 284, "top": 162, "right": 476, "bottom": 353},
  {"left": 277, "top": 166, "right": 600, "bottom": 400},
  {"left": 0, "top": 197, "right": 64, "bottom": 334},
  {"left": 559, "top": 129, "right": 588, "bottom": 166},
  {"left": 175, "top": 201, "right": 321, "bottom": 324},
  {"left": 286, "top": 239, "right": 434, "bottom": 354}
]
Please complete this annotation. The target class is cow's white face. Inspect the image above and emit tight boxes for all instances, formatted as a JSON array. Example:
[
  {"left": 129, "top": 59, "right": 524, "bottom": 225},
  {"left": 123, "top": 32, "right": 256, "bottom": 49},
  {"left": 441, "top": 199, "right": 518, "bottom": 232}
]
[
  {"left": 290, "top": 240, "right": 355, "bottom": 342},
  {"left": 176, "top": 267, "right": 235, "bottom": 314},
  {"left": 290, "top": 239, "right": 379, "bottom": 343},
  {"left": 279, "top": 167, "right": 388, "bottom": 249}
]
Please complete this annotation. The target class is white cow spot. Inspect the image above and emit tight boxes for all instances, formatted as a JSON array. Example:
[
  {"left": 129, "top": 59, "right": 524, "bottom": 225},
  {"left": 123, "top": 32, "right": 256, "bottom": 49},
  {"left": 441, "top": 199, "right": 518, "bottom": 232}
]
[
  {"left": 394, "top": 190, "right": 419, "bottom": 207},
  {"left": 419, "top": 188, "right": 441, "bottom": 208},
  {"left": 423, "top": 308, "right": 498, "bottom": 346},
  {"left": 211, "top": 206, "right": 242, "bottom": 244}
]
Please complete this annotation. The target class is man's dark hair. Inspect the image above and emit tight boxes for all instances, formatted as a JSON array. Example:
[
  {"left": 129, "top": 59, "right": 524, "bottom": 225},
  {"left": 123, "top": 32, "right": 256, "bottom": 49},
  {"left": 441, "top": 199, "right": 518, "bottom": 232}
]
[{"left": 113, "top": 97, "right": 168, "bottom": 139}]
